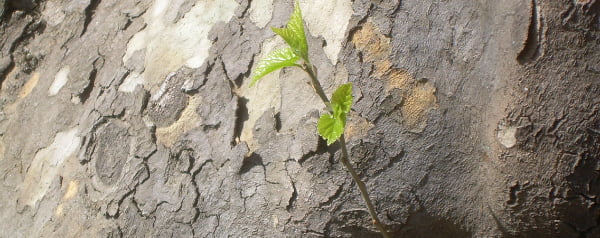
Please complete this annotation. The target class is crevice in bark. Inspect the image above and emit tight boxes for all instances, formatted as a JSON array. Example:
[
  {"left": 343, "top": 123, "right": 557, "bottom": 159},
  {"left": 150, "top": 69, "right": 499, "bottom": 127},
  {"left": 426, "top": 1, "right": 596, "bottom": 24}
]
[
  {"left": 298, "top": 137, "right": 328, "bottom": 165},
  {"left": 234, "top": 55, "right": 254, "bottom": 88},
  {"left": 274, "top": 112, "right": 282, "bottom": 132},
  {"left": 233, "top": 96, "right": 249, "bottom": 145},
  {"left": 105, "top": 188, "right": 136, "bottom": 219},
  {"left": 286, "top": 180, "right": 297, "bottom": 211},
  {"left": 0, "top": 60, "right": 14, "bottom": 92},
  {"left": 81, "top": 0, "right": 102, "bottom": 36},
  {"left": 6, "top": 0, "right": 36, "bottom": 12},
  {"left": 239, "top": 152, "right": 263, "bottom": 175},
  {"left": 80, "top": 67, "right": 97, "bottom": 103},
  {"left": 518, "top": 0, "right": 543, "bottom": 64}
]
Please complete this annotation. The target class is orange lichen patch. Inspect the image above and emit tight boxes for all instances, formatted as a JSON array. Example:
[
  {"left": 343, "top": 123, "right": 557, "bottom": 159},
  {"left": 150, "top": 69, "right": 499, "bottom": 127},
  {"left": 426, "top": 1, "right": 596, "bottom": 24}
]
[
  {"left": 18, "top": 72, "right": 40, "bottom": 98},
  {"left": 352, "top": 21, "right": 390, "bottom": 62},
  {"left": 55, "top": 203, "right": 64, "bottom": 217},
  {"left": 156, "top": 95, "right": 201, "bottom": 147},
  {"left": 386, "top": 68, "right": 412, "bottom": 92},
  {"left": 0, "top": 141, "right": 4, "bottom": 161},
  {"left": 372, "top": 59, "right": 392, "bottom": 79},
  {"left": 63, "top": 180, "right": 79, "bottom": 200},
  {"left": 402, "top": 82, "right": 438, "bottom": 133},
  {"left": 345, "top": 111, "right": 374, "bottom": 141},
  {"left": 351, "top": 18, "right": 438, "bottom": 133}
]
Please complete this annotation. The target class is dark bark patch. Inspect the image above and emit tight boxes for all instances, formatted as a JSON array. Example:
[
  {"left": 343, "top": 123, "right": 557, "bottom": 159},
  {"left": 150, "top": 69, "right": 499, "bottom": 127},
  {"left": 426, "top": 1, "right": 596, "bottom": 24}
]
[
  {"left": 239, "top": 152, "right": 264, "bottom": 175},
  {"left": 233, "top": 96, "right": 249, "bottom": 145},
  {"left": 92, "top": 120, "right": 130, "bottom": 186}
]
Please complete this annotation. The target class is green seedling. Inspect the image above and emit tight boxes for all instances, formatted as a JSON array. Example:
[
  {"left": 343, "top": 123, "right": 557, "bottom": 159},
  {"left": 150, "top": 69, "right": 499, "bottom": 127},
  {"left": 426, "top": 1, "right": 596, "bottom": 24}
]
[{"left": 250, "top": 2, "right": 391, "bottom": 237}]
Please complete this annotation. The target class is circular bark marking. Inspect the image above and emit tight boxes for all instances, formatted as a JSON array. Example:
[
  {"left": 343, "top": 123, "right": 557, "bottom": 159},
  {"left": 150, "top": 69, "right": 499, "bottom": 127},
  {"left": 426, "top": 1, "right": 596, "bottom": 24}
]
[{"left": 93, "top": 120, "right": 130, "bottom": 185}]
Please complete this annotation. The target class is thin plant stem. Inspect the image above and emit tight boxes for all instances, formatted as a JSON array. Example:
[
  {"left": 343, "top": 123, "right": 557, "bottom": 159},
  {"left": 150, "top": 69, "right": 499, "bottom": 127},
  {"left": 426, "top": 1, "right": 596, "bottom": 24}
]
[
  {"left": 303, "top": 62, "right": 391, "bottom": 238},
  {"left": 339, "top": 135, "right": 391, "bottom": 238},
  {"left": 302, "top": 64, "right": 331, "bottom": 110}
]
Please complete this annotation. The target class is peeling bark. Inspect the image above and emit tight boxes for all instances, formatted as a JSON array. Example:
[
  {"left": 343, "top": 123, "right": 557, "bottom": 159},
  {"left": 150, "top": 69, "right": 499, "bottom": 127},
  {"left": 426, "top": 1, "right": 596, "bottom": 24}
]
[{"left": 0, "top": 0, "right": 598, "bottom": 237}]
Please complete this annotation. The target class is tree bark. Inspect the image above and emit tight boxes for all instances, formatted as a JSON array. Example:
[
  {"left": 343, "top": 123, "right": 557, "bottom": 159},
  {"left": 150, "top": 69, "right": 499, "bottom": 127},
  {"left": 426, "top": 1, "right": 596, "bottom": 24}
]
[{"left": 0, "top": 0, "right": 598, "bottom": 237}]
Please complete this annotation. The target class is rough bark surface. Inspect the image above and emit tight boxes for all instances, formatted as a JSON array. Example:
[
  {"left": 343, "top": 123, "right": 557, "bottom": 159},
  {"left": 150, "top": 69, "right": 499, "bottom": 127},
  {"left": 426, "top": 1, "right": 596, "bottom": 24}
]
[{"left": 0, "top": 0, "right": 598, "bottom": 237}]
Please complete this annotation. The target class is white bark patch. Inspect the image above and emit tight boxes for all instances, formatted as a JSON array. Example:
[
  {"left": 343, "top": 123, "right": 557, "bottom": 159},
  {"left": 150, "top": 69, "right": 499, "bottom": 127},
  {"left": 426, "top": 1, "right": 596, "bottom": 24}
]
[
  {"left": 42, "top": 0, "right": 66, "bottom": 26},
  {"left": 48, "top": 66, "right": 70, "bottom": 96},
  {"left": 122, "top": 0, "right": 238, "bottom": 91},
  {"left": 18, "top": 128, "right": 81, "bottom": 209},
  {"left": 299, "top": 0, "right": 353, "bottom": 64},
  {"left": 249, "top": 0, "right": 274, "bottom": 28},
  {"left": 118, "top": 71, "right": 144, "bottom": 93},
  {"left": 497, "top": 125, "right": 517, "bottom": 148}
]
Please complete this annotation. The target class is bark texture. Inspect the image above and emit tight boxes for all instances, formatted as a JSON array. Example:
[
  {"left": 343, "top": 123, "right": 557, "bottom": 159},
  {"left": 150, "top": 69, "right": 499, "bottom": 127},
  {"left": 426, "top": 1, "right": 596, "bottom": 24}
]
[{"left": 0, "top": 0, "right": 598, "bottom": 237}]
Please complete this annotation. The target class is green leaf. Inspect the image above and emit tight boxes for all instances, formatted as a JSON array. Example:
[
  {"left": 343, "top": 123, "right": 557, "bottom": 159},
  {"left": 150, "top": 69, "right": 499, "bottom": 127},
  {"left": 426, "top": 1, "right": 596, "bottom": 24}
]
[
  {"left": 271, "top": 1, "right": 308, "bottom": 61},
  {"left": 318, "top": 113, "right": 345, "bottom": 145},
  {"left": 250, "top": 47, "right": 299, "bottom": 87},
  {"left": 287, "top": 1, "right": 308, "bottom": 59},
  {"left": 331, "top": 83, "right": 353, "bottom": 116},
  {"left": 271, "top": 27, "right": 297, "bottom": 48},
  {"left": 317, "top": 83, "right": 353, "bottom": 145}
]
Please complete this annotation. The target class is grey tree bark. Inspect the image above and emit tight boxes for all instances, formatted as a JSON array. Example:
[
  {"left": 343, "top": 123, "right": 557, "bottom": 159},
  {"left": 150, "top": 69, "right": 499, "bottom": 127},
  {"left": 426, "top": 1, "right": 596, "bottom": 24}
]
[{"left": 0, "top": 0, "right": 598, "bottom": 237}]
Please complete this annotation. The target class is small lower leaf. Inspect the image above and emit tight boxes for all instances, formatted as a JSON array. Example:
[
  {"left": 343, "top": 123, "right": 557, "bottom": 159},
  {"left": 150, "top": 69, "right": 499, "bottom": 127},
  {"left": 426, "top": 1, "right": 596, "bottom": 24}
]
[
  {"left": 331, "top": 83, "right": 353, "bottom": 115},
  {"left": 318, "top": 113, "right": 345, "bottom": 145}
]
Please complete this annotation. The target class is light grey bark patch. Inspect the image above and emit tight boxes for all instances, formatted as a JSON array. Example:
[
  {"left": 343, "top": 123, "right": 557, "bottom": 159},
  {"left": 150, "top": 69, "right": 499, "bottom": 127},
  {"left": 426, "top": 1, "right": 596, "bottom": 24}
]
[
  {"left": 134, "top": 146, "right": 197, "bottom": 222},
  {"left": 251, "top": 108, "right": 277, "bottom": 146},
  {"left": 101, "top": 226, "right": 122, "bottom": 238},
  {"left": 235, "top": 0, "right": 250, "bottom": 18},
  {"left": 95, "top": 153, "right": 149, "bottom": 218},
  {"left": 195, "top": 59, "right": 237, "bottom": 131},
  {"left": 78, "top": 57, "right": 102, "bottom": 103},
  {"left": 124, "top": 49, "right": 145, "bottom": 72},
  {"left": 129, "top": 85, "right": 150, "bottom": 116},
  {"left": 209, "top": 19, "right": 263, "bottom": 86},
  {"left": 130, "top": 115, "right": 156, "bottom": 160},
  {"left": 289, "top": 110, "right": 320, "bottom": 161},
  {"left": 117, "top": 197, "right": 155, "bottom": 236},
  {"left": 181, "top": 59, "right": 213, "bottom": 93},
  {"left": 66, "top": 54, "right": 100, "bottom": 100}
]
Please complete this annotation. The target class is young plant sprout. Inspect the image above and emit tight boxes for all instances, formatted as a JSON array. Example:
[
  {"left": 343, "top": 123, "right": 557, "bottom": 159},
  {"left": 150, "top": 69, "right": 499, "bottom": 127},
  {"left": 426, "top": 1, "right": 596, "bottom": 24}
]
[{"left": 250, "top": 2, "right": 391, "bottom": 237}]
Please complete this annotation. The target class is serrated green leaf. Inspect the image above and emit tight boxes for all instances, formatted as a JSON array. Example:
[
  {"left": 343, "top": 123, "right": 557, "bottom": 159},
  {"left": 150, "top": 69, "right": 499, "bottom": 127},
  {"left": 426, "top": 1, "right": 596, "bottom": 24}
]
[
  {"left": 270, "top": 1, "right": 308, "bottom": 61},
  {"left": 318, "top": 113, "right": 346, "bottom": 145},
  {"left": 287, "top": 1, "right": 308, "bottom": 60},
  {"left": 271, "top": 27, "right": 300, "bottom": 53},
  {"left": 331, "top": 83, "right": 353, "bottom": 116},
  {"left": 250, "top": 47, "right": 299, "bottom": 87}
]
